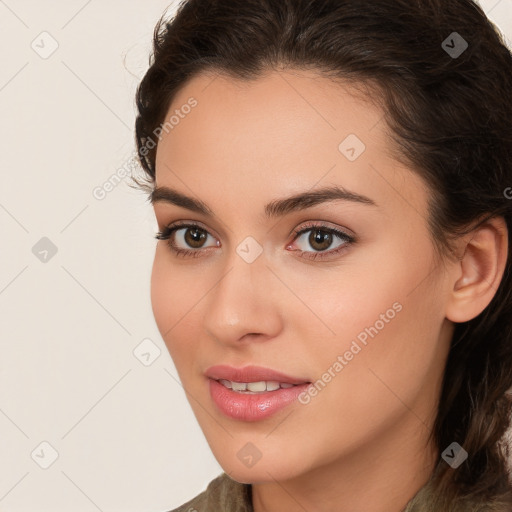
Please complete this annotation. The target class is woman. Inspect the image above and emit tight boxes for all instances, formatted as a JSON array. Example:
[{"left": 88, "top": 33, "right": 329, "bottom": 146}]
[{"left": 132, "top": 0, "right": 512, "bottom": 510}]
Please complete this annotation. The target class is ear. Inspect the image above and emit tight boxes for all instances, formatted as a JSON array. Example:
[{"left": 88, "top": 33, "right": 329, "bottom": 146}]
[{"left": 445, "top": 216, "right": 509, "bottom": 323}]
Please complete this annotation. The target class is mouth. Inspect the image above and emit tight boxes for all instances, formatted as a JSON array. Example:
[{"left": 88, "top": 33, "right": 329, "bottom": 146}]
[
  {"left": 205, "top": 364, "right": 309, "bottom": 386},
  {"left": 215, "top": 379, "right": 298, "bottom": 393},
  {"left": 205, "top": 365, "right": 312, "bottom": 421}
]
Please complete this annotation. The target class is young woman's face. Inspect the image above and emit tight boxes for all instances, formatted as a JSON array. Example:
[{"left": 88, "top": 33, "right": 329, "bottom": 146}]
[{"left": 151, "top": 69, "right": 455, "bottom": 483}]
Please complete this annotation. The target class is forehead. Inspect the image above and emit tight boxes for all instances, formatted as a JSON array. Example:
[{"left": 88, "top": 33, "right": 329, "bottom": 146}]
[
  {"left": 154, "top": 68, "right": 430, "bottom": 222},
  {"left": 157, "top": 68, "right": 385, "bottom": 164}
]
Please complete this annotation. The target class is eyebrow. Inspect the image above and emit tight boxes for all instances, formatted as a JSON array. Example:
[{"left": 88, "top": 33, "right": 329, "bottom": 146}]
[{"left": 150, "top": 184, "right": 377, "bottom": 219}]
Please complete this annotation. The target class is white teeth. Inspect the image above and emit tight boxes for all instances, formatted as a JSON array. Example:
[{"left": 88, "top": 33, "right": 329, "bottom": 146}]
[
  {"left": 266, "top": 381, "right": 280, "bottom": 391},
  {"left": 218, "top": 379, "right": 298, "bottom": 392},
  {"left": 231, "top": 381, "right": 247, "bottom": 391},
  {"left": 247, "top": 381, "right": 267, "bottom": 392}
]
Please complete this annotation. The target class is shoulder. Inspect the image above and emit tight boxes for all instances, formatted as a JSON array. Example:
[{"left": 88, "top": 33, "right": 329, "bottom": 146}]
[{"left": 167, "top": 472, "right": 253, "bottom": 512}]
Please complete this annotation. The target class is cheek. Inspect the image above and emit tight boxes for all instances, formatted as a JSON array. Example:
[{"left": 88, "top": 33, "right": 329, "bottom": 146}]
[
  {"left": 288, "top": 269, "right": 409, "bottom": 378},
  {"left": 150, "top": 247, "right": 198, "bottom": 359},
  {"left": 150, "top": 247, "right": 172, "bottom": 333},
  {"left": 298, "top": 248, "right": 446, "bottom": 434},
  {"left": 294, "top": 230, "right": 442, "bottom": 364},
  {"left": 320, "top": 296, "right": 443, "bottom": 445},
  {"left": 279, "top": 242, "right": 420, "bottom": 354}
]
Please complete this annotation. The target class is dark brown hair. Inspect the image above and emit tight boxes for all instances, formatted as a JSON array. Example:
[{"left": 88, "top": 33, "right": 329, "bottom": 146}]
[{"left": 133, "top": 0, "right": 512, "bottom": 509}]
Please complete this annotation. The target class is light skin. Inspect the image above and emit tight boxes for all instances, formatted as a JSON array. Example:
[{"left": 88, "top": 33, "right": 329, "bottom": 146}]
[{"left": 150, "top": 68, "right": 508, "bottom": 512}]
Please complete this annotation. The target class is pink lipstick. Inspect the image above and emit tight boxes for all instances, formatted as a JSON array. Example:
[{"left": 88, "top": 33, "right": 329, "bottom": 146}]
[{"left": 206, "top": 365, "right": 311, "bottom": 421}]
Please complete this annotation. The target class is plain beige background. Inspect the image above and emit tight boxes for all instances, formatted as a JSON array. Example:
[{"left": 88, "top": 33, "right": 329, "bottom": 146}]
[{"left": 0, "top": 1, "right": 511, "bottom": 511}]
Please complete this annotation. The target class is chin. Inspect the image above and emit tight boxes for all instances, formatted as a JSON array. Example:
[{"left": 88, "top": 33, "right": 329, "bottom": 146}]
[
  {"left": 211, "top": 445, "right": 308, "bottom": 484},
  {"left": 221, "top": 462, "right": 298, "bottom": 485}
]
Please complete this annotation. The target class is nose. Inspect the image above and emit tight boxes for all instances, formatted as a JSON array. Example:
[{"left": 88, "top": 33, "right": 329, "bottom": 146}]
[{"left": 202, "top": 248, "right": 283, "bottom": 347}]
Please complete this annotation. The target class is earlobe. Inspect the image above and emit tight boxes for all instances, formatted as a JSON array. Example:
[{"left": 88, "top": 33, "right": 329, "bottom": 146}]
[{"left": 445, "top": 216, "right": 509, "bottom": 324}]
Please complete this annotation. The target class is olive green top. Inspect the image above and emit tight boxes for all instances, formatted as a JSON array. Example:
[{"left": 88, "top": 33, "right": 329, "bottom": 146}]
[
  {"left": 170, "top": 473, "right": 253, "bottom": 512},
  {"left": 168, "top": 471, "right": 511, "bottom": 512}
]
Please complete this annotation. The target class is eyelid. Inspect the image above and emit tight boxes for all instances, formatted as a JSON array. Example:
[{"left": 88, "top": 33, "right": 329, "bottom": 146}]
[
  {"left": 161, "top": 219, "right": 215, "bottom": 235},
  {"left": 289, "top": 219, "right": 355, "bottom": 240},
  {"left": 160, "top": 220, "right": 220, "bottom": 241},
  {"left": 160, "top": 219, "right": 354, "bottom": 240},
  {"left": 156, "top": 219, "right": 356, "bottom": 259},
  {"left": 159, "top": 221, "right": 220, "bottom": 249},
  {"left": 286, "top": 221, "right": 355, "bottom": 260}
]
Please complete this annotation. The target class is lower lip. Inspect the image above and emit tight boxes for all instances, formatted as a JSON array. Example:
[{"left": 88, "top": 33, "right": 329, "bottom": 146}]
[{"left": 209, "top": 378, "right": 310, "bottom": 421}]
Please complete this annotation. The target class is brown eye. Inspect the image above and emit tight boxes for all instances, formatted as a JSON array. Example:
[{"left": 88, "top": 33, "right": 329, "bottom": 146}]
[
  {"left": 184, "top": 227, "right": 208, "bottom": 248},
  {"left": 308, "top": 229, "right": 333, "bottom": 251},
  {"left": 155, "top": 223, "right": 219, "bottom": 256},
  {"left": 289, "top": 223, "right": 355, "bottom": 261}
]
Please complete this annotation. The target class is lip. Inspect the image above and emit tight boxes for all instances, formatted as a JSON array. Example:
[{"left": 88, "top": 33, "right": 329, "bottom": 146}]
[
  {"left": 205, "top": 365, "right": 311, "bottom": 422},
  {"left": 205, "top": 364, "right": 309, "bottom": 385}
]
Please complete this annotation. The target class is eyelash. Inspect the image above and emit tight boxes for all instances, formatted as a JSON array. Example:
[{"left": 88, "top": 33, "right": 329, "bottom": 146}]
[{"left": 154, "top": 221, "right": 355, "bottom": 261}]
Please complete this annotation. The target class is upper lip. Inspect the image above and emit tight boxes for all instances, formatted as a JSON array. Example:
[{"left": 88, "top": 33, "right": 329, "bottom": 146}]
[{"left": 205, "top": 365, "right": 310, "bottom": 385}]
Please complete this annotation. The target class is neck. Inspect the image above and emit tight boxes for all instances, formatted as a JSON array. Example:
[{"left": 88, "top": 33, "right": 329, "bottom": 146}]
[{"left": 251, "top": 411, "right": 438, "bottom": 512}]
